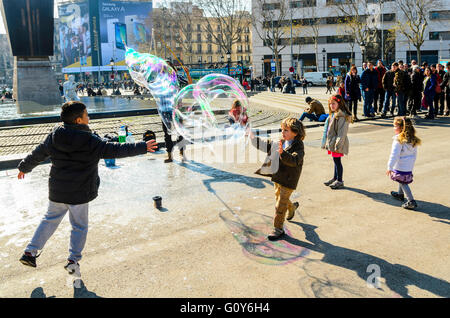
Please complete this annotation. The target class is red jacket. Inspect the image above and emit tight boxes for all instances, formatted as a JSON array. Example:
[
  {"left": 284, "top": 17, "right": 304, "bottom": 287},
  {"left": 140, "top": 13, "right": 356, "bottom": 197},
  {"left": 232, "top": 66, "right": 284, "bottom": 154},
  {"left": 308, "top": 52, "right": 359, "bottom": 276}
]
[
  {"left": 338, "top": 86, "right": 346, "bottom": 97},
  {"left": 375, "top": 66, "right": 386, "bottom": 89}
]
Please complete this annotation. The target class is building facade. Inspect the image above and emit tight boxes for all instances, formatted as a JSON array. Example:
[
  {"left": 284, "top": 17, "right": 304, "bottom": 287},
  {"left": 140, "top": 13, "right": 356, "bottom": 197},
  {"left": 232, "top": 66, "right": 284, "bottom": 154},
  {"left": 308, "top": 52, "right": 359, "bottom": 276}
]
[
  {"left": 252, "top": 0, "right": 450, "bottom": 77},
  {"left": 152, "top": 3, "right": 253, "bottom": 70}
]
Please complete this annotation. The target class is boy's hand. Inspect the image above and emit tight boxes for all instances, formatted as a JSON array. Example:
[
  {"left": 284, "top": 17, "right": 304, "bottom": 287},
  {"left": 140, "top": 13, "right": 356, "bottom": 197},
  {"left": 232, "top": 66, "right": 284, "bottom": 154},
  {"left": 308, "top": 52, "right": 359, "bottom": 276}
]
[
  {"left": 18, "top": 171, "right": 25, "bottom": 179},
  {"left": 146, "top": 140, "right": 158, "bottom": 152},
  {"left": 278, "top": 140, "right": 283, "bottom": 155},
  {"left": 245, "top": 127, "right": 254, "bottom": 139},
  {"left": 386, "top": 170, "right": 393, "bottom": 177}
]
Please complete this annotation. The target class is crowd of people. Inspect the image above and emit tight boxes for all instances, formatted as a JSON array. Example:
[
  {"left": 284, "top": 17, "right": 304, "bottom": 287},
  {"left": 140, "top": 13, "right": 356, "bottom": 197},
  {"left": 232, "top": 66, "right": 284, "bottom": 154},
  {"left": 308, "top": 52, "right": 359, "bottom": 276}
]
[
  {"left": 348, "top": 60, "right": 449, "bottom": 121},
  {"left": 58, "top": 79, "right": 150, "bottom": 98},
  {"left": 297, "top": 60, "right": 450, "bottom": 122}
]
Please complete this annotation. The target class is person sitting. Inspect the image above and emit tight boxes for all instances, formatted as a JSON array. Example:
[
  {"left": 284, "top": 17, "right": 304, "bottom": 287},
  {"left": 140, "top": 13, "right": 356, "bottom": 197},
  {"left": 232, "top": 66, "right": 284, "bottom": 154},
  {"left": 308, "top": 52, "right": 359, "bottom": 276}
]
[{"left": 299, "top": 97, "right": 328, "bottom": 122}]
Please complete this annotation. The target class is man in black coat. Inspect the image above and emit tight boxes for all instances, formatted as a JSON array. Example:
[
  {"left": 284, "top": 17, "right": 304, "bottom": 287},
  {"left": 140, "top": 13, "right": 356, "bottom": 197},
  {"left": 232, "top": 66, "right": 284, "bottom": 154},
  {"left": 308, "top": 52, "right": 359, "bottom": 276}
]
[
  {"left": 408, "top": 65, "right": 424, "bottom": 117},
  {"left": 18, "top": 101, "right": 157, "bottom": 272},
  {"left": 441, "top": 62, "right": 450, "bottom": 116},
  {"left": 382, "top": 62, "right": 399, "bottom": 117}
]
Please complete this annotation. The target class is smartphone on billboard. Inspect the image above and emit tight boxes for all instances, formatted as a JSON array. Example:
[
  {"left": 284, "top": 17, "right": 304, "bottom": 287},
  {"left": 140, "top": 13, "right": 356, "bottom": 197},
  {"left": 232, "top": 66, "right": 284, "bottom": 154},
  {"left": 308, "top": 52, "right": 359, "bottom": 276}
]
[{"left": 115, "top": 22, "right": 127, "bottom": 50}]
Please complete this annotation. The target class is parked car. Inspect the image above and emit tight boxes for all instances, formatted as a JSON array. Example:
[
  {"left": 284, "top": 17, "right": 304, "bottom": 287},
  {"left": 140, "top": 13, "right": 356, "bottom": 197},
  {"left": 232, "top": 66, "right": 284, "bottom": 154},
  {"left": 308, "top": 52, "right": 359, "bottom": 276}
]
[{"left": 303, "top": 72, "right": 334, "bottom": 86}]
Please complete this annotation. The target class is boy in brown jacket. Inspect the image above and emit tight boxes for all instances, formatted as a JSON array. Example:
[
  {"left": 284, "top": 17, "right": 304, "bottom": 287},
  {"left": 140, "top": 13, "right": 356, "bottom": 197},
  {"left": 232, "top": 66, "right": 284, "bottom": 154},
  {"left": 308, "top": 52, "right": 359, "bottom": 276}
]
[{"left": 248, "top": 118, "right": 305, "bottom": 240}]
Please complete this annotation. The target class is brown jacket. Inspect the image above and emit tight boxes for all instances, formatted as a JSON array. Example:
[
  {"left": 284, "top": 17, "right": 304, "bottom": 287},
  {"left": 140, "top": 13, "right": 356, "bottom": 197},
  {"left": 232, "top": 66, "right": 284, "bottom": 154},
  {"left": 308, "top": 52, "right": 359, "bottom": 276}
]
[
  {"left": 252, "top": 136, "right": 304, "bottom": 190},
  {"left": 322, "top": 110, "right": 350, "bottom": 155},
  {"left": 306, "top": 99, "right": 325, "bottom": 115}
]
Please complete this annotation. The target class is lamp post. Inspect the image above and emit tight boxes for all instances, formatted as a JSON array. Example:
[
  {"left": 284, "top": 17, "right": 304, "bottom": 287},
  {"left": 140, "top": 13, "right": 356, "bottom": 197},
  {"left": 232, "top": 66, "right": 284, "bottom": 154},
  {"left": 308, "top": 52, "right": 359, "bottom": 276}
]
[
  {"left": 322, "top": 48, "right": 326, "bottom": 72},
  {"left": 261, "top": 57, "right": 265, "bottom": 78},
  {"left": 360, "top": 41, "right": 366, "bottom": 66},
  {"left": 110, "top": 58, "right": 115, "bottom": 95},
  {"left": 380, "top": 0, "right": 384, "bottom": 62},
  {"left": 226, "top": 50, "right": 231, "bottom": 76}
]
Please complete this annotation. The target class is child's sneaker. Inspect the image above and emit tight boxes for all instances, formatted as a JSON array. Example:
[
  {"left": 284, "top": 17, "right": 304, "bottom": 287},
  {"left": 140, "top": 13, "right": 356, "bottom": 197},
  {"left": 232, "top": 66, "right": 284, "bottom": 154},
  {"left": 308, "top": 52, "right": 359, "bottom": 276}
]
[
  {"left": 267, "top": 228, "right": 285, "bottom": 241},
  {"left": 286, "top": 202, "right": 299, "bottom": 221},
  {"left": 390, "top": 191, "right": 405, "bottom": 201},
  {"left": 330, "top": 180, "right": 344, "bottom": 189},
  {"left": 64, "top": 260, "right": 80, "bottom": 275},
  {"left": 324, "top": 178, "right": 336, "bottom": 186},
  {"left": 402, "top": 200, "right": 417, "bottom": 210},
  {"left": 19, "top": 252, "right": 39, "bottom": 268}
]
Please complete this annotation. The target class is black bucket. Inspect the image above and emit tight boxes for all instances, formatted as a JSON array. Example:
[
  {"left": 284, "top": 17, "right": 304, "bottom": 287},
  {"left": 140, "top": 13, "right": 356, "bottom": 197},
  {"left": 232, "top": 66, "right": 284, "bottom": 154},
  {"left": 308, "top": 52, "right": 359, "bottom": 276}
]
[{"left": 153, "top": 196, "right": 162, "bottom": 209}]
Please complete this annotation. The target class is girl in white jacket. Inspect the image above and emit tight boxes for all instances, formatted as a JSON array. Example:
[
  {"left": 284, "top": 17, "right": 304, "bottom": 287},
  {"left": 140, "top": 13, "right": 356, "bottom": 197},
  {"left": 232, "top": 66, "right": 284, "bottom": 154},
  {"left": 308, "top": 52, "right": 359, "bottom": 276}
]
[{"left": 387, "top": 117, "right": 421, "bottom": 210}]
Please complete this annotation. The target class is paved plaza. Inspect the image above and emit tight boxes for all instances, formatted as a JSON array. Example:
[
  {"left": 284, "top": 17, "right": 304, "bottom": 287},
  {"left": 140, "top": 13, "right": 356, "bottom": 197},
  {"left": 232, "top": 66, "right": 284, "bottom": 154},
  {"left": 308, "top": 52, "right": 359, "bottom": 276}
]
[{"left": 0, "top": 108, "right": 449, "bottom": 298}]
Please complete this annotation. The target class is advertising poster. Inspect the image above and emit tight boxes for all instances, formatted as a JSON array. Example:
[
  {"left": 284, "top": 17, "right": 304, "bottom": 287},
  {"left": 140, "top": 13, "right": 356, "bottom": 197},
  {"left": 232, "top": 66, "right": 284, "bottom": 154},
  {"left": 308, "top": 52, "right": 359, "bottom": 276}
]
[
  {"left": 58, "top": 1, "right": 92, "bottom": 71},
  {"left": 98, "top": 1, "right": 152, "bottom": 69}
]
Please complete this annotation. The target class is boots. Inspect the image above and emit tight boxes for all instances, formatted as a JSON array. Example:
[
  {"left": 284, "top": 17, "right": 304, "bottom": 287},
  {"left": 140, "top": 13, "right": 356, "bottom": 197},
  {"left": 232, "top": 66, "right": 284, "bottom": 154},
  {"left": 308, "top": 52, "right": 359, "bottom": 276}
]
[{"left": 164, "top": 152, "right": 173, "bottom": 163}]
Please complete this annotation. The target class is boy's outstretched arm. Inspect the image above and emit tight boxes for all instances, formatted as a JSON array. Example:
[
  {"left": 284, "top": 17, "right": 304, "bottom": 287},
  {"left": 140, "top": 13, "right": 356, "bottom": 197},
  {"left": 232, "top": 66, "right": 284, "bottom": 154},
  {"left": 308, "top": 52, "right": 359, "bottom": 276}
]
[
  {"left": 98, "top": 137, "right": 157, "bottom": 159},
  {"left": 17, "top": 134, "right": 51, "bottom": 178}
]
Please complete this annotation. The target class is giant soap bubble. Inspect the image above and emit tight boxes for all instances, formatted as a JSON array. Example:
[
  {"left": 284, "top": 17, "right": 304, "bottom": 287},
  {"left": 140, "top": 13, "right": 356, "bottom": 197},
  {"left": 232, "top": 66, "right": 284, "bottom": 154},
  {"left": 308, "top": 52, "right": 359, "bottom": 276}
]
[
  {"left": 125, "top": 48, "right": 250, "bottom": 145},
  {"left": 173, "top": 73, "right": 250, "bottom": 144},
  {"left": 125, "top": 47, "right": 178, "bottom": 130}
]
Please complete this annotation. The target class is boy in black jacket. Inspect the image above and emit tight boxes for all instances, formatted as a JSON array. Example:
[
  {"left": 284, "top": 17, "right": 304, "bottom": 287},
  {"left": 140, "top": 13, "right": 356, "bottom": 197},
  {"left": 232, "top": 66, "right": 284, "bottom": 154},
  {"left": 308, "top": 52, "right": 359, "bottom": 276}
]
[{"left": 18, "top": 101, "right": 157, "bottom": 273}]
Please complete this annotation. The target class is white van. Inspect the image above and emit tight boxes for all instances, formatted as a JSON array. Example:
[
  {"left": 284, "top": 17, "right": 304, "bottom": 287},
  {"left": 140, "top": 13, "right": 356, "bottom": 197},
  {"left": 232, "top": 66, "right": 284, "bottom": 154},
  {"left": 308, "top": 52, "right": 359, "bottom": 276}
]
[{"left": 303, "top": 72, "right": 334, "bottom": 86}]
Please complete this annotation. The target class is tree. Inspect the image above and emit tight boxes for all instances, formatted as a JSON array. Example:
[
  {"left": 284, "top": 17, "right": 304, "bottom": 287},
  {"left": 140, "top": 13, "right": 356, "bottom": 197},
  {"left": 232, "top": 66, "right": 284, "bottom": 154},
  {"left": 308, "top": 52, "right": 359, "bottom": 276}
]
[
  {"left": 252, "top": 0, "right": 290, "bottom": 76},
  {"left": 393, "top": 0, "right": 438, "bottom": 64},
  {"left": 333, "top": 0, "right": 377, "bottom": 64},
  {"left": 196, "top": 0, "right": 250, "bottom": 58},
  {"left": 299, "top": 4, "right": 322, "bottom": 71}
]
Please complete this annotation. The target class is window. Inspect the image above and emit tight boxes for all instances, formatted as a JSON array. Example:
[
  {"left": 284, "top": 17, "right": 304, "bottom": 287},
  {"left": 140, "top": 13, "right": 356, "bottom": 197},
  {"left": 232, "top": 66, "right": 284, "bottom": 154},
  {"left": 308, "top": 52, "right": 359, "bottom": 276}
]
[
  {"left": 197, "top": 24, "right": 201, "bottom": 31},
  {"left": 263, "top": 3, "right": 280, "bottom": 10},
  {"left": 290, "top": 0, "right": 316, "bottom": 8},
  {"left": 207, "top": 44, "right": 212, "bottom": 53},
  {"left": 197, "top": 34, "right": 202, "bottom": 42},
  {"left": 430, "top": 10, "right": 450, "bottom": 20},
  {"left": 208, "top": 56, "right": 212, "bottom": 63},
  {"left": 429, "top": 31, "right": 450, "bottom": 41}
]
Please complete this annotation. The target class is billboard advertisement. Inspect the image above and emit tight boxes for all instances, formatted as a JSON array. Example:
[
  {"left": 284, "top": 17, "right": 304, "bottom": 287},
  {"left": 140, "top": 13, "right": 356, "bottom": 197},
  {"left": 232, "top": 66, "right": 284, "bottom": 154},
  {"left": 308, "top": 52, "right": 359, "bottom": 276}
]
[
  {"left": 58, "top": 1, "right": 92, "bottom": 70},
  {"left": 58, "top": 0, "right": 152, "bottom": 74},
  {"left": 98, "top": 1, "right": 152, "bottom": 69}
]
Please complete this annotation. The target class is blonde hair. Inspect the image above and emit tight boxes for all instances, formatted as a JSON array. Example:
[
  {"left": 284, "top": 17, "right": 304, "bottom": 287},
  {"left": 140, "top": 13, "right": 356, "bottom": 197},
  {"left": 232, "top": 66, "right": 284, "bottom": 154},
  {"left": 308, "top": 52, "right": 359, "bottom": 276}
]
[
  {"left": 393, "top": 116, "right": 421, "bottom": 147},
  {"left": 328, "top": 94, "right": 353, "bottom": 123},
  {"left": 281, "top": 117, "right": 306, "bottom": 141},
  {"left": 231, "top": 99, "right": 242, "bottom": 109}
]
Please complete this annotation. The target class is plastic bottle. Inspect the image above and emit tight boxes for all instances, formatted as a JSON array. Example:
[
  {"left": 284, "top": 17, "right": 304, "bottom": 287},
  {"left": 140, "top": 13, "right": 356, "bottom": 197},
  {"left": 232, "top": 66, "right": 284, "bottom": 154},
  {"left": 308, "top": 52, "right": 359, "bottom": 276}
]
[
  {"left": 118, "top": 126, "right": 127, "bottom": 143},
  {"left": 126, "top": 132, "right": 135, "bottom": 143}
]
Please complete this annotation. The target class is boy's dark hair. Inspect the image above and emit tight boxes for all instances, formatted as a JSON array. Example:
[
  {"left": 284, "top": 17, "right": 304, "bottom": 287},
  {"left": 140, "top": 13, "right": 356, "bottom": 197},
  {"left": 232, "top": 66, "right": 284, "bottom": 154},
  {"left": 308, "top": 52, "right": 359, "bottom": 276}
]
[
  {"left": 305, "top": 97, "right": 312, "bottom": 103},
  {"left": 61, "top": 101, "right": 86, "bottom": 124}
]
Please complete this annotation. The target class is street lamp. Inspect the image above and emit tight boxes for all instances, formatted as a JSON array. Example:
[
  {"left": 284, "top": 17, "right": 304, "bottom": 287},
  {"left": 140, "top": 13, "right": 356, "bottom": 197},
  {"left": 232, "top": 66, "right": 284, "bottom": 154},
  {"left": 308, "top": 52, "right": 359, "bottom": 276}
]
[
  {"left": 110, "top": 58, "right": 115, "bottom": 95},
  {"left": 226, "top": 50, "right": 231, "bottom": 76},
  {"left": 261, "top": 57, "right": 265, "bottom": 78},
  {"left": 322, "top": 48, "right": 326, "bottom": 72},
  {"left": 360, "top": 41, "right": 366, "bottom": 66}
]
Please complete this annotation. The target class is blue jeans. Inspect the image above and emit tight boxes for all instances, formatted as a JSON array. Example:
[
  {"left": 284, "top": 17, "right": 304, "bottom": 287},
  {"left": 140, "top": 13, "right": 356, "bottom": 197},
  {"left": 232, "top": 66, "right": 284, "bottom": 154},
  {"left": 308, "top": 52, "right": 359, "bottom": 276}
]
[
  {"left": 397, "top": 92, "right": 406, "bottom": 116},
  {"left": 300, "top": 112, "right": 319, "bottom": 121},
  {"left": 383, "top": 90, "right": 397, "bottom": 114},
  {"left": 362, "top": 89, "right": 374, "bottom": 116},
  {"left": 25, "top": 201, "right": 89, "bottom": 262},
  {"left": 425, "top": 94, "right": 435, "bottom": 118}
]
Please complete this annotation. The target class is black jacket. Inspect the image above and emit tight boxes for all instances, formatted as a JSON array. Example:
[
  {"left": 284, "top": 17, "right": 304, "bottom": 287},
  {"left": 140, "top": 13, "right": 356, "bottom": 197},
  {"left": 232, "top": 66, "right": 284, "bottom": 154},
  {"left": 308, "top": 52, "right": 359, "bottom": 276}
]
[
  {"left": 18, "top": 124, "right": 147, "bottom": 205},
  {"left": 441, "top": 71, "right": 450, "bottom": 92},
  {"left": 382, "top": 70, "right": 396, "bottom": 92},
  {"left": 410, "top": 71, "right": 424, "bottom": 93},
  {"left": 252, "top": 136, "right": 304, "bottom": 190}
]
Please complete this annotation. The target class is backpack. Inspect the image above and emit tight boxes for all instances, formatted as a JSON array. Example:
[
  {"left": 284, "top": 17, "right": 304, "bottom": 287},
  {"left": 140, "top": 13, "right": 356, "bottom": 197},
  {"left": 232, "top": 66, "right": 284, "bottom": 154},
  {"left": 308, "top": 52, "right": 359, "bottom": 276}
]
[{"left": 435, "top": 74, "right": 442, "bottom": 94}]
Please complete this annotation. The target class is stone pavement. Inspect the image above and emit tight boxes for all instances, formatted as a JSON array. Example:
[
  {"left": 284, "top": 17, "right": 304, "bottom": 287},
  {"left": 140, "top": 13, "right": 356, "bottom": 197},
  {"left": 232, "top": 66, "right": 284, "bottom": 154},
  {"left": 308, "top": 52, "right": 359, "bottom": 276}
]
[{"left": 0, "top": 116, "right": 449, "bottom": 298}]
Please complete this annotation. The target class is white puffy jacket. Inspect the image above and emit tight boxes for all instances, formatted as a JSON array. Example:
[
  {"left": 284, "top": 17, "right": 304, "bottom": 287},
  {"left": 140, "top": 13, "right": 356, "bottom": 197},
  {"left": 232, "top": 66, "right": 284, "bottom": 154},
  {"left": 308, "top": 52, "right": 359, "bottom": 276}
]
[{"left": 387, "top": 135, "right": 418, "bottom": 172}]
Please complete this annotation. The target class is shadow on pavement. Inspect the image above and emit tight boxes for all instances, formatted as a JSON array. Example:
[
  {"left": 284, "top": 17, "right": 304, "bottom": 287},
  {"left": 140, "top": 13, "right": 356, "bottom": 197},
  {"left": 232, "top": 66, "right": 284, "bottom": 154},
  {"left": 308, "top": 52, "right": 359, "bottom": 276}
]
[
  {"left": 29, "top": 280, "right": 102, "bottom": 298},
  {"left": 345, "top": 187, "right": 450, "bottom": 221},
  {"left": 177, "top": 160, "right": 273, "bottom": 193},
  {"left": 288, "top": 221, "right": 450, "bottom": 298}
]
